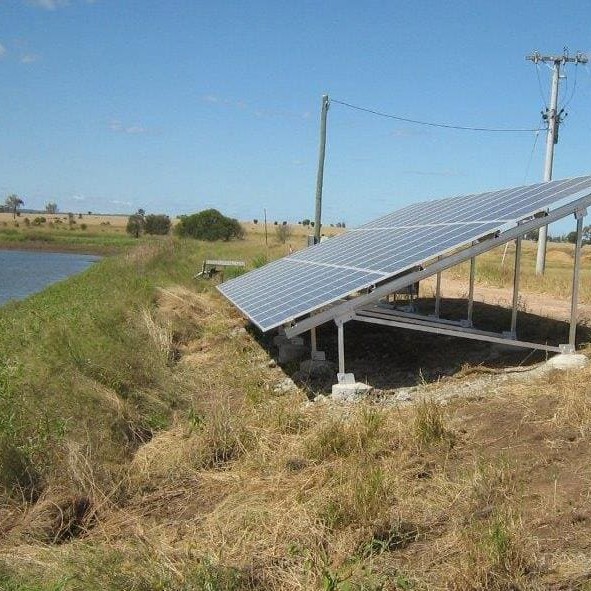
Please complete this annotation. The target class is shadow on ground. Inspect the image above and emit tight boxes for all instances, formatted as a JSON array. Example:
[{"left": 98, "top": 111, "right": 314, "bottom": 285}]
[{"left": 248, "top": 296, "right": 591, "bottom": 396}]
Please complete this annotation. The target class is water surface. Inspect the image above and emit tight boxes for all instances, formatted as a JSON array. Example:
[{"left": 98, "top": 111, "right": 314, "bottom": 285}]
[{"left": 0, "top": 249, "right": 101, "bottom": 306}]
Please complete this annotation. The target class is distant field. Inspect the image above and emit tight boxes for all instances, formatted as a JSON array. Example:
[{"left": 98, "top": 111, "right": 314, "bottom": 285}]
[{"left": 0, "top": 212, "right": 128, "bottom": 231}]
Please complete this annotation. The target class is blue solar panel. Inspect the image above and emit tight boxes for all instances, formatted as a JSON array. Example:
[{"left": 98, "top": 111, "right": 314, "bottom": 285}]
[{"left": 218, "top": 175, "right": 591, "bottom": 332}]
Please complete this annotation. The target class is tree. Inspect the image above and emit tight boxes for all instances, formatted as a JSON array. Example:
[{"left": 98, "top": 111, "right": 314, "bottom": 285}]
[
  {"left": 175, "top": 209, "right": 244, "bottom": 241},
  {"left": 45, "top": 202, "right": 58, "bottom": 214},
  {"left": 275, "top": 223, "right": 292, "bottom": 244},
  {"left": 144, "top": 214, "right": 171, "bottom": 235},
  {"left": 5, "top": 194, "right": 24, "bottom": 219},
  {"left": 566, "top": 231, "right": 578, "bottom": 244},
  {"left": 583, "top": 225, "right": 591, "bottom": 246},
  {"left": 126, "top": 214, "right": 145, "bottom": 238},
  {"left": 301, "top": 219, "right": 310, "bottom": 226}
]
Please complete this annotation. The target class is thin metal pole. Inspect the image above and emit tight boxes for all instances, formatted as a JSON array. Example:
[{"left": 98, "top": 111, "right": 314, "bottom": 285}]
[
  {"left": 310, "top": 326, "right": 317, "bottom": 354},
  {"left": 569, "top": 212, "right": 585, "bottom": 347},
  {"left": 501, "top": 242, "right": 510, "bottom": 267},
  {"left": 536, "top": 59, "right": 560, "bottom": 275},
  {"left": 467, "top": 254, "right": 476, "bottom": 325},
  {"left": 337, "top": 321, "right": 345, "bottom": 374},
  {"left": 510, "top": 236, "right": 522, "bottom": 335},
  {"left": 314, "top": 94, "right": 329, "bottom": 243},
  {"left": 264, "top": 208, "right": 268, "bottom": 255},
  {"left": 434, "top": 257, "right": 442, "bottom": 317}
]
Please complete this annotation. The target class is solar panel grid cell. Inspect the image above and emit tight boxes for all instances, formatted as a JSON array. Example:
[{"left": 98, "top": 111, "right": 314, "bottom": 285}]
[{"left": 218, "top": 175, "right": 591, "bottom": 332}]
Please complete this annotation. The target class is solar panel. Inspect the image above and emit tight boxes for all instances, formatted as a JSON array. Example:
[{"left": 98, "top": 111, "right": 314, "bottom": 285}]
[{"left": 218, "top": 175, "right": 591, "bottom": 332}]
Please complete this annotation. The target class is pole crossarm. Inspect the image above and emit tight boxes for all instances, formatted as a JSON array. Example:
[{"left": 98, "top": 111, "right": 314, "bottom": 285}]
[
  {"left": 284, "top": 192, "right": 591, "bottom": 338},
  {"left": 526, "top": 51, "right": 588, "bottom": 65}
]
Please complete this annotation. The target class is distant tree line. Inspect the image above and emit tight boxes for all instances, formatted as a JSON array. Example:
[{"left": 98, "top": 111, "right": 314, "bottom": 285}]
[{"left": 525, "top": 226, "right": 591, "bottom": 245}]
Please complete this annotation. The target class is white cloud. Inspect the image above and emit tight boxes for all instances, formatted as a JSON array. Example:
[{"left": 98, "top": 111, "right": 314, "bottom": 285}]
[
  {"left": 72, "top": 194, "right": 86, "bottom": 201},
  {"left": 26, "top": 0, "right": 97, "bottom": 9},
  {"left": 109, "top": 119, "right": 149, "bottom": 135},
  {"left": 27, "top": 0, "right": 70, "bottom": 9},
  {"left": 20, "top": 53, "right": 39, "bottom": 64},
  {"left": 110, "top": 199, "right": 131, "bottom": 206},
  {"left": 0, "top": 44, "right": 6, "bottom": 58}
]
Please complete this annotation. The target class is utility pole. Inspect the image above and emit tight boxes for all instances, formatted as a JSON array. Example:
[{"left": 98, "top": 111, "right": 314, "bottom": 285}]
[
  {"left": 526, "top": 50, "right": 588, "bottom": 275},
  {"left": 314, "top": 94, "right": 330, "bottom": 244}
]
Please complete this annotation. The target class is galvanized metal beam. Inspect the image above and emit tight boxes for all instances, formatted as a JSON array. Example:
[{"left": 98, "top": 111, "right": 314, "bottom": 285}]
[
  {"left": 352, "top": 313, "right": 562, "bottom": 353},
  {"left": 569, "top": 210, "right": 587, "bottom": 346},
  {"left": 285, "top": 193, "right": 591, "bottom": 339}
]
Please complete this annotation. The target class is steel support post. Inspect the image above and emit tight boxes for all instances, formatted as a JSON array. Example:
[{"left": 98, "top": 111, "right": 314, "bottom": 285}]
[
  {"left": 467, "top": 254, "right": 476, "bottom": 325},
  {"left": 510, "top": 236, "right": 522, "bottom": 335},
  {"left": 336, "top": 321, "right": 345, "bottom": 374},
  {"left": 310, "top": 326, "right": 317, "bottom": 354},
  {"left": 434, "top": 257, "right": 442, "bottom": 317},
  {"left": 569, "top": 212, "right": 586, "bottom": 347}
]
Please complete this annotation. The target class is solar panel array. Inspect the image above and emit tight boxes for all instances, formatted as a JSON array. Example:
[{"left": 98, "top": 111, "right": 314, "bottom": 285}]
[{"left": 218, "top": 175, "right": 591, "bottom": 332}]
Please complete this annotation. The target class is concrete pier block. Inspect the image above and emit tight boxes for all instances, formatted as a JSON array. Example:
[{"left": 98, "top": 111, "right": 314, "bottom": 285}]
[
  {"left": 546, "top": 353, "right": 589, "bottom": 370},
  {"left": 273, "top": 334, "right": 304, "bottom": 347},
  {"left": 331, "top": 375, "right": 373, "bottom": 401},
  {"left": 278, "top": 343, "right": 308, "bottom": 363}
]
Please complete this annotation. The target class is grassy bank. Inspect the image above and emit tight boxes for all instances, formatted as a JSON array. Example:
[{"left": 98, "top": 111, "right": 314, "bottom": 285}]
[
  {"left": 1, "top": 236, "right": 591, "bottom": 589},
  {"left": 0, "top": 227, "right": 141, "bottom": 255}
]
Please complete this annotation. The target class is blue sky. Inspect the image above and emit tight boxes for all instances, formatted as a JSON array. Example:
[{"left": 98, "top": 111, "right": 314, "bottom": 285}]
[{"left": 2, "top": 0, "right": 591, "bottom": 234}]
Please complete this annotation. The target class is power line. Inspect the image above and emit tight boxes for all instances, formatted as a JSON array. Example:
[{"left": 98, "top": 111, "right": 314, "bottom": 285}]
[
  {"left": 523, "top": 129, "right": 541, "bottom": 184},
  {"left": 330, "top": 98, "right": 542, "bottom": 133},
  {"left": 535, "top": 63, "right": 548, "bottom": 109},
  {"left": 561, "top": 62, "right": 579, "bottom": 110}
]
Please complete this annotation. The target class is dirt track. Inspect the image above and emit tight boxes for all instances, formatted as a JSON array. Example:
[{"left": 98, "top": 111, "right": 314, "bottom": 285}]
[{"left": 424, "top": 275, "right": 591, "bottom": 324}]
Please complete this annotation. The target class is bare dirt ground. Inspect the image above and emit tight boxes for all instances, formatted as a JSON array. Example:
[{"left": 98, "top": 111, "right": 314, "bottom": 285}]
[
  {"left": 279, "top": 274, "right": 591, "bottom": 398},
  {"left": 425, "top": 275, "right": 591, "bottom": 324}
]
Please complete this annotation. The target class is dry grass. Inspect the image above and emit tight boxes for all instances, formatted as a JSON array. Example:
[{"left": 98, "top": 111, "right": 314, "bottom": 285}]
[
  {"left": 448, "top": 240, "right": 591, "bottom": 303},
  {"left": 3, "top": 240, "right": 591, "bottom": 589}
]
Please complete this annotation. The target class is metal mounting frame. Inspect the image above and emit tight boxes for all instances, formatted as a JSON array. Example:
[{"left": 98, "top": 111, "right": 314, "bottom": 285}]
[{"left": 285, "top": 201, "right": 589, "bottom": 375}]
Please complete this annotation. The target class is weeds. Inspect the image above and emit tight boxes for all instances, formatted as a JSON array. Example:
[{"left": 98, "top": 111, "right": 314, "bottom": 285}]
[{"left": 413, "top": 398, "right": 449, "bottom": 447}]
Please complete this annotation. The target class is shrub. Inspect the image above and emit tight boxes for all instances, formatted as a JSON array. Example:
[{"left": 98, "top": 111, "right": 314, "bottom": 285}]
[
  {"left": 175, "top": 209, "right": 244, "bottom": 241},
  {"left": 80, "top": 223, "right": 87, "bottom": 230},
  {"left": 144, "top": 214, "right": 171, "bottom": 235},
  {"left": 126, "top": 214, "right": 145, "bottom": 238}
]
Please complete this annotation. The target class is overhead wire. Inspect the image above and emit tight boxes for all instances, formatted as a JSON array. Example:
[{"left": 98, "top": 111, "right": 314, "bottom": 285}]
[
  {"left": 523, "top": 129, "right": 541, "bottom": 184},
  {"left": 330, "top": 98, "right": 542, "bottom": 133},
  {"left": 561, "top": 63, "right": 579, "bottom": 110},
  {"left": 535, "top": 63, "right": 548, "bottom": 109}
]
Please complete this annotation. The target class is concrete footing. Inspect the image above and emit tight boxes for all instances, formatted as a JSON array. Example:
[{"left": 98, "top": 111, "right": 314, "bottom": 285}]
[
  {"left": 278, "top": 342, "right": 308, "bottom": 363},
  {"left": 331, "top": 373, "right": 373, "bottom": 401},
  {"left": 545, "top": 353, "right": 589, "bottom": 370}
]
